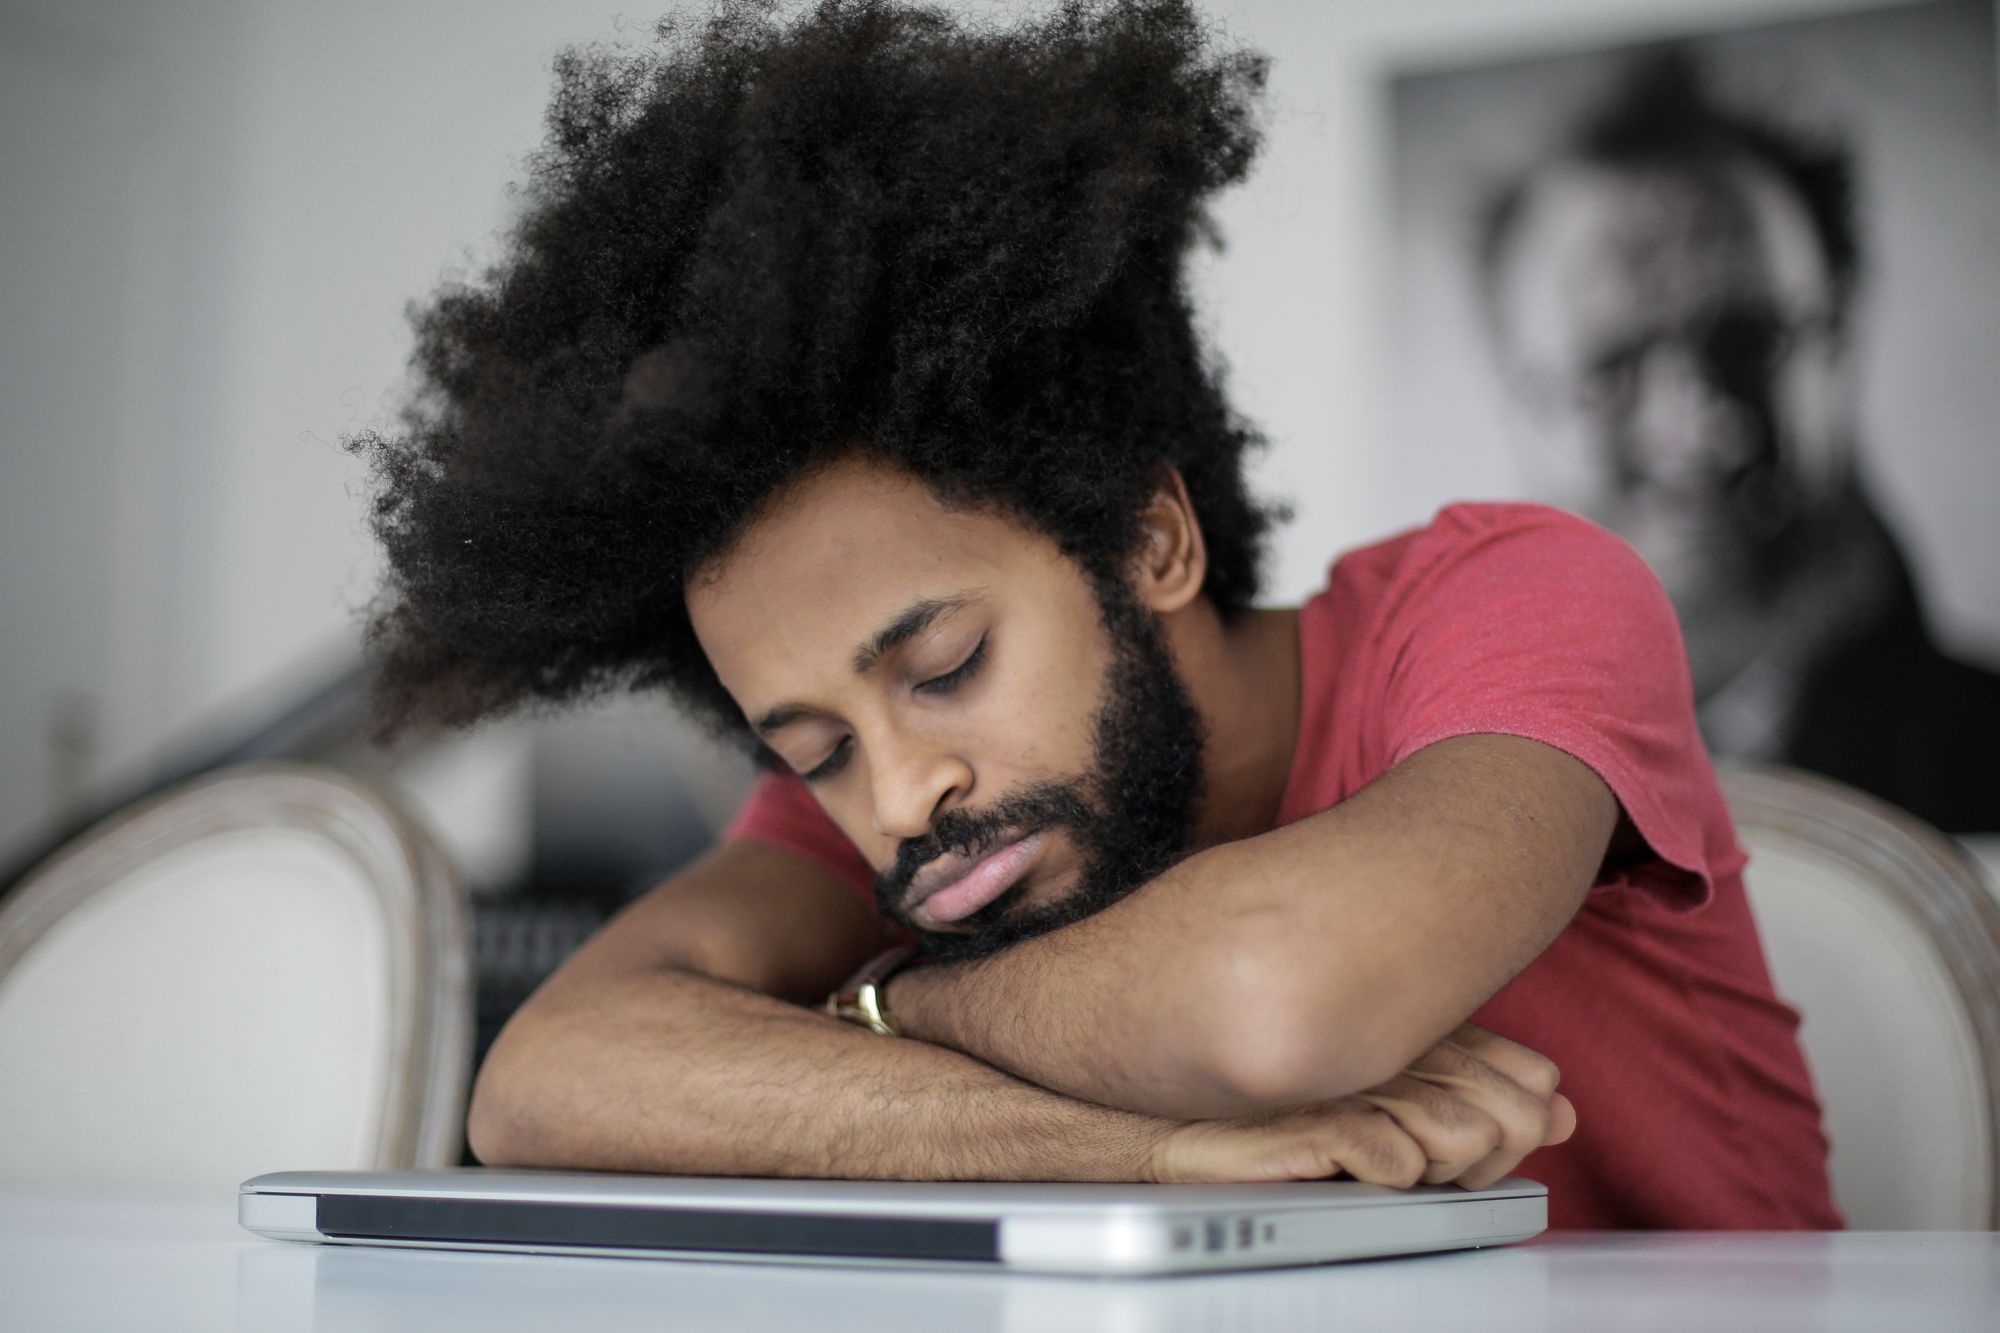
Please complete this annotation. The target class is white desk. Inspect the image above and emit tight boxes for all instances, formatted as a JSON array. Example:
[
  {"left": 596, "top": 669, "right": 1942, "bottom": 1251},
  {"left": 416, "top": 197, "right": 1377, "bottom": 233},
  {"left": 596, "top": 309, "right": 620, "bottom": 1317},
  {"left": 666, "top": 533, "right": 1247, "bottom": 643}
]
[{"left": 3, "top": 1190, "right": 1995, "bottom": 1332}]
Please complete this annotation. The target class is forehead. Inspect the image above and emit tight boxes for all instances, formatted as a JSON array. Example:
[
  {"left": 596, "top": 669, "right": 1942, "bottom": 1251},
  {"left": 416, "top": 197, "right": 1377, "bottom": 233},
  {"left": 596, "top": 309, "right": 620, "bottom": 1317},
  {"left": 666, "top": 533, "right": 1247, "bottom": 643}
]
[
  {"left": 1498, "top": 156, "right": 1832, "bottom": 352},
  {"left": 686, "top": 454, "right": 1078, "bottom": 701}
]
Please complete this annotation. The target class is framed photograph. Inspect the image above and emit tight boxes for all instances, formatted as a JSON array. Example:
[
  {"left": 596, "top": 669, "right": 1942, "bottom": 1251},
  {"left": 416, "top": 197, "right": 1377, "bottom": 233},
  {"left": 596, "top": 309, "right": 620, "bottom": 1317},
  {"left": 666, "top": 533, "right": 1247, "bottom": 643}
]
[{"left": 1386, "top": 0, "right": 2000, "bottom": 834}]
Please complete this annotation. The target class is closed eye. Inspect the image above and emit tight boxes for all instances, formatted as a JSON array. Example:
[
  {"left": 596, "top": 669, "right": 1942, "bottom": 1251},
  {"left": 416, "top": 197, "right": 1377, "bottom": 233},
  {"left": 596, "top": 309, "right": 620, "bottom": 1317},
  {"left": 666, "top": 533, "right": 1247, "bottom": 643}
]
[
  {"left": 800, "top": 635, "right": 988, "bottom": 785},
  {"left": 800, "top": 735, "right": 852, "bottom": 785},
  {"left": 916, "top": 634, "right": 987, "bottom": 696}
]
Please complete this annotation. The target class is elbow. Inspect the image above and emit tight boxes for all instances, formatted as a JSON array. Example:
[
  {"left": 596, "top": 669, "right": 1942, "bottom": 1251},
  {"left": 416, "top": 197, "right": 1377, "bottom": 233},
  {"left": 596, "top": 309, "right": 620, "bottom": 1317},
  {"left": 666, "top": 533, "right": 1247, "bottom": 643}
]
[
  {"left": 463, "top": 1015, "right": 556, "bottom": 1168},
  {"left": 464, "top": 1076, "right": 526, "bottom": 1167},
  {"left": 464, "top": 1061, "right": 531, "bottom": 1167},
  {"left": 1191, "top": 1015, "right": 1379, "bottom": 1117},
  {"left": 1183, "top": 956, "right": 1415, "bottom": 1115}
]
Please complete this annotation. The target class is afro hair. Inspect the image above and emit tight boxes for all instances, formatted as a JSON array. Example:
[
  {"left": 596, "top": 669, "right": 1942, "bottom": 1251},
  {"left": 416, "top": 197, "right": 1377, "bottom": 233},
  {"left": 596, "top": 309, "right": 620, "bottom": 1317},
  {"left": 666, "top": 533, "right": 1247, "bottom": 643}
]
[{"left": 350, "top": 0, "right": 1284, "bottom": 752}]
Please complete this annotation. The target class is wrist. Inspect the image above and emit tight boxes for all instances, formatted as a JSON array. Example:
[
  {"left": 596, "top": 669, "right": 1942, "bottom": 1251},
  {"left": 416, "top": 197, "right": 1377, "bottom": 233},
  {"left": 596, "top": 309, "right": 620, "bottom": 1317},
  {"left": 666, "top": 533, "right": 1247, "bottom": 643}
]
[
  {"left": 824, "top": 945, "right": 930, "bottom": 1037},
  {"left": 881, "top": 960, "right": 944, "bottom": 1043}
]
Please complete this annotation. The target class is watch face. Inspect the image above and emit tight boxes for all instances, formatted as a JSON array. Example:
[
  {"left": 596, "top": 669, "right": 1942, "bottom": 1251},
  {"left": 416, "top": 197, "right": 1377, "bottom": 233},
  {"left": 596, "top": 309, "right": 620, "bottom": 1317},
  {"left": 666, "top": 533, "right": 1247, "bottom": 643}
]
[
  {"left": 828, "top": 946, "right": 920, "bottom": 1035},
  {"left": 825, "top": 992, "right": 883, "bottom": 1034}
]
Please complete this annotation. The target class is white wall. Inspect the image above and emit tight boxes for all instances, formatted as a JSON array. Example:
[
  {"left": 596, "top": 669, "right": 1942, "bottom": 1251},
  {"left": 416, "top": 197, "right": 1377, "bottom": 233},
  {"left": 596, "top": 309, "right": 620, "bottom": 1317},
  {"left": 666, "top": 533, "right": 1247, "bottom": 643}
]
[
  {"left": 2, "top": 0, "right": 255, "bottom": 856},
  {"left": 0, "top": 0, "right": 1977, "bottom": 865},
  {"left": 1381, "top": 0, "right": 2000, "bottom": 665},
  {"left": 1, "top": 0, "right": 634, "bottom": 863}
]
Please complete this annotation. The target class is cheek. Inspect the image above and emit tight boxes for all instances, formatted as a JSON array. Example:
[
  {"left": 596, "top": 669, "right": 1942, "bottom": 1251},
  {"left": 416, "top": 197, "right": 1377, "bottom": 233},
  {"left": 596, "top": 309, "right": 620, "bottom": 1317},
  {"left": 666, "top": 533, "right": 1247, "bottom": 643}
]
[
  {"left": 1775, "top": 350, "right": 1851, "bottom": 491},
  {"left": 988, "top": 619, "right": 1110, "bottom": 776},
  {"left": 816, "top": 649, "right": 1106, "bottom": 868}
]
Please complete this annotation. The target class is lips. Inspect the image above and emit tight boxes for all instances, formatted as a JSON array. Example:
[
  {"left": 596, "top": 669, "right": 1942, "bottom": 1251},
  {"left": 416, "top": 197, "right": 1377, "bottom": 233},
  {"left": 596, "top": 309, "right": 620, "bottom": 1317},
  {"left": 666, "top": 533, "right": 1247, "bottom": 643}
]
[{"left": 909, "top": 831, "right": 1046, "bottom": 926}]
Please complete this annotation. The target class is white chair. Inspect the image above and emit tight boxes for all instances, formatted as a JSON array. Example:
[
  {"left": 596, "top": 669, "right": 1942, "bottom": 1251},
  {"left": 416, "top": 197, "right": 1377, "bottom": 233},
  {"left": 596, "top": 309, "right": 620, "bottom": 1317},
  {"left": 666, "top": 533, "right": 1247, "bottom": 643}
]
[
  {"left": 0, "top": 762, "right": 471, "bottom": 1198},
  {"left": 1722, "top": 761, "right": 2000, "bottom": 1229}
]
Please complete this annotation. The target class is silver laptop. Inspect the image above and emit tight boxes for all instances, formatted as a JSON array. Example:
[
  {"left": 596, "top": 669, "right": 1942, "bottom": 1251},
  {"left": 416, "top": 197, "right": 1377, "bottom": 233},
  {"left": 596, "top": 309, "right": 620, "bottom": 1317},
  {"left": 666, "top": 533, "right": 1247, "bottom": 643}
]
[{"left": 240, "top": 1168, "right": 1545, "bottom": 1275}]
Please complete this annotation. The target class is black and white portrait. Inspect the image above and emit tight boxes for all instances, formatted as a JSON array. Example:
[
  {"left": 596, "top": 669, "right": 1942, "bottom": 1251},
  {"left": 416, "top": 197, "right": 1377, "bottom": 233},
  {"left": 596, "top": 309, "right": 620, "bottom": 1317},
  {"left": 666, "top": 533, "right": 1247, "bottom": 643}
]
[{"left": 1388, "top": 0, "right": 2000, "bottom": 834}]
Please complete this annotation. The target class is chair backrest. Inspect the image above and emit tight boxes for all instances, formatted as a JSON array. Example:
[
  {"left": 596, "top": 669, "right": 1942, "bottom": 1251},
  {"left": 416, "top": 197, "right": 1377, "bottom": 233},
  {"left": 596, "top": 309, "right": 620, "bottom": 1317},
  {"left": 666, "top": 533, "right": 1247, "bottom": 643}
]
[
  {"left": 0, "top": 762, "right": 471, "bottom": 1196},
  {"left": 1721, "top": 761, "right": 2000, "bottom": 1229}
]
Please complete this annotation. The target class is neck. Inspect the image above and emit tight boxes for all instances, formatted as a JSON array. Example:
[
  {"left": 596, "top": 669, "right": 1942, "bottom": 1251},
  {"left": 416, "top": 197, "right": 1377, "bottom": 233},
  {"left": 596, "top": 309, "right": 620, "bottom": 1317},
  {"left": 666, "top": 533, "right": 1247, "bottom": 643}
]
[{"left": 1168, "top": 601, "right": 1303, "bottom": 848}]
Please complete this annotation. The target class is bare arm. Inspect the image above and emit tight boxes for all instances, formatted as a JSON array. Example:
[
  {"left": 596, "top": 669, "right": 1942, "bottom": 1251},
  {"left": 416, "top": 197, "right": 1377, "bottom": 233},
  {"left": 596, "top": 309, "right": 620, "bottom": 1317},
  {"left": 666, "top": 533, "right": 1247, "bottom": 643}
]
[
  {"left": 467, "top": 835, "right": 1568, "bottom": 1185},
  {"left": 888, "top": 734, "right": 1621, "bottom": 1118},
  {"left": 466, "top": 838, "right": 1166, "bottom": 1179}
]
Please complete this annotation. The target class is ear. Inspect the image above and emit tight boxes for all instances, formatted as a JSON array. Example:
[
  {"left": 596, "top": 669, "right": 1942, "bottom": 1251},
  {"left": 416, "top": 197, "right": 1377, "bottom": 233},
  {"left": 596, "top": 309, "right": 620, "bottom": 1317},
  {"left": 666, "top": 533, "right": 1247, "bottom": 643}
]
[{"left": 1129, "top": 465, "right": 1207, "bottom": 616}]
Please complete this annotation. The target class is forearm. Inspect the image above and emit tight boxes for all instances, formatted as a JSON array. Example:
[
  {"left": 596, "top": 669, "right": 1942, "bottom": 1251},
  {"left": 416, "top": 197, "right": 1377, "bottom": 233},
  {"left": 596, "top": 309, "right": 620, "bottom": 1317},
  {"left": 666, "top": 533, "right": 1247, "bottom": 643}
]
[
  {"left": 889, "top": 839, "right": 1298, "bottom": 1119},
  {"left": 890, "top": 739, "right": 1614, "bottom": 1119},
  {"left": 466, "top": 963, "right": 1171, "bottom": 1181}
]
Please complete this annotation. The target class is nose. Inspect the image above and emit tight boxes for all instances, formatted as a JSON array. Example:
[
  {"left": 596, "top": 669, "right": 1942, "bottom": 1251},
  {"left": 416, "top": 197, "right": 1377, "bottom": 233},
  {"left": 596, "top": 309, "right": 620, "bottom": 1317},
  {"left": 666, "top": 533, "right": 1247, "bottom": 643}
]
[
  {"left": 866, "top": 725, "right": 973, "bottom": 844},
  {"left": 1625, "top": 343, "right": 1753, "bottom": 492}
]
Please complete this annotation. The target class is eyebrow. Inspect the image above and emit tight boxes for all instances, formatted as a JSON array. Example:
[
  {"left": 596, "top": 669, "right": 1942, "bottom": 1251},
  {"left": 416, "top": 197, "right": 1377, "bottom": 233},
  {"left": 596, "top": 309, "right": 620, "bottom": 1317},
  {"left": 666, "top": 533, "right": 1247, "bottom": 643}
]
[{"left": 750, "top": 593, "right": 979, "bottom": 737}]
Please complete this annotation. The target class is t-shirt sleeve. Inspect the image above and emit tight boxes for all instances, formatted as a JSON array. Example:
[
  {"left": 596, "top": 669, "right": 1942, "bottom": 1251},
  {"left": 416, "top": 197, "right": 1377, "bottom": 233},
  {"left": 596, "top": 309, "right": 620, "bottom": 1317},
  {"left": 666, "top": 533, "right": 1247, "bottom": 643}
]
[
  {"left": 1373, "top": 505, "right": 1731, "bottom": 912},
  {"left": 723, "top": 768, "right": 878, "bottom": 904}
]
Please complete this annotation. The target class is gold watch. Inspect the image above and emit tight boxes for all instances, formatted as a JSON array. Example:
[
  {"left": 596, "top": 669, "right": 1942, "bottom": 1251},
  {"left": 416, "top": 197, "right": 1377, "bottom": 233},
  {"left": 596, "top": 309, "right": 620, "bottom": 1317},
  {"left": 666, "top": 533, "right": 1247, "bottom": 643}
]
[{"left": 824, "top": 944, "right": 926, "bottom": 1036}]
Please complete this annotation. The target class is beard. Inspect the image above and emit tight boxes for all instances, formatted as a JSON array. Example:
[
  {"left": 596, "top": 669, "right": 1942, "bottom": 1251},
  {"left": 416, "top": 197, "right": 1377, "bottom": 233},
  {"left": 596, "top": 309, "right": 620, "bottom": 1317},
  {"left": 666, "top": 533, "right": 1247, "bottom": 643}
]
[{"left": 872, "top": 574, "right": 1209, "bottom": 962}]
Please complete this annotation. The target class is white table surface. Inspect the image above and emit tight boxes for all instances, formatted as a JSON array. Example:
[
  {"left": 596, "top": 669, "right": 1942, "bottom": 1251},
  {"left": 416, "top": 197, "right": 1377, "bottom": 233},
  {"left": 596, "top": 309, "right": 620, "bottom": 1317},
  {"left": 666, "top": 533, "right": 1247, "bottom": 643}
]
[{"left": 3, "top": 1190, "right": 1996, "bottom": 1333}]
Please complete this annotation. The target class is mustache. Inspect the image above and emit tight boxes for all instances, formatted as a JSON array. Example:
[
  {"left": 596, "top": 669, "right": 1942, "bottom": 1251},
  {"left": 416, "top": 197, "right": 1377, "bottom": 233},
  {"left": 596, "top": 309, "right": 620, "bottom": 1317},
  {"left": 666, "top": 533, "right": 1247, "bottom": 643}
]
[{"left": 873, "top": 781, "right": 1093, "bottom": 914}]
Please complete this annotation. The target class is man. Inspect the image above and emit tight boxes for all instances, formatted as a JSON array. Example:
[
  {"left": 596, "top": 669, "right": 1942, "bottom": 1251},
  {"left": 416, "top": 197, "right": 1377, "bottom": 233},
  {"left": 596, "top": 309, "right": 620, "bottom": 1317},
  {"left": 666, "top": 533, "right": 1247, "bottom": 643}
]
[
  {"left": 354, "top": 1, "right": 1838, "bottom": 1228},
  {"left": 1477, "top": 47, "right": 2000, "bottom": 833}
]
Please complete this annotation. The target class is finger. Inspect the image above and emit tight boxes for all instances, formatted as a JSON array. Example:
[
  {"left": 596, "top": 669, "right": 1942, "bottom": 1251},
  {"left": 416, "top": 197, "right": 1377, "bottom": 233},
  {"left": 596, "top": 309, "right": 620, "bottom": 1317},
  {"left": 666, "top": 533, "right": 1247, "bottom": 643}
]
[
  {"left": 1402, "top": 1048, "right": 1551, "bottom": 1185},
  {"left": 1354, "top": 1075, "right": 1503, "bottom": 1186},
  {"left": 1437, "top": 1025, "right": 1561, "bottom": 1102},
  {"left": 1458, "top": 1140, "right": 1532, "bottom": 1192},
  {"left": 1298, "top": 1100, "right": 1429, "bottom": 1189},
  {"left": 1453, "top": 1092, "right": 1576, "bottom": 1192},
  {"left": 1405, "top": 1041, "right": 1554, "bottom": 1150},
  {"left": 1545, "top": 1091, "right": 1577, "bottom": 1146}
]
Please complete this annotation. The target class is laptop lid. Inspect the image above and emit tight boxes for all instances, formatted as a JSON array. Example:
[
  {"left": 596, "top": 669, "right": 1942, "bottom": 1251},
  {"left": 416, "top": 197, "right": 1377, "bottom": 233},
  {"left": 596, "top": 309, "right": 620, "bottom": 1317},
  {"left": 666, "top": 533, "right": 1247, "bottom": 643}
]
[{"left": 240, "top": 1168, "right": 1546, "bottom": 1275}]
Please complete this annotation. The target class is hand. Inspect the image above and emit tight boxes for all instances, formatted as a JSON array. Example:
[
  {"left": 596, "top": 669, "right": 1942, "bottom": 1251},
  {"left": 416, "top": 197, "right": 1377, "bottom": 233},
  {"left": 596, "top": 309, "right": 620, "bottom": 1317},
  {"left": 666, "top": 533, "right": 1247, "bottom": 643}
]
[
  {"left": 1352, "top": 1023, "right": 1576, "bottom": 1189},
  {"left": 1143, "top": 1024, "right": 1574, "bottom": 1189}
]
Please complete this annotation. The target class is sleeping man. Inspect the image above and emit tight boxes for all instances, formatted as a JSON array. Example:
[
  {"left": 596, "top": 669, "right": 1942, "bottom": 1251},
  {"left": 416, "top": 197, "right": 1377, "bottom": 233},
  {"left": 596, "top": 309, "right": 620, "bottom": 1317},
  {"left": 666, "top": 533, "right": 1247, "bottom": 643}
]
[{"left": 352, "top": 0, "right": 1838, "bottom": 1228}]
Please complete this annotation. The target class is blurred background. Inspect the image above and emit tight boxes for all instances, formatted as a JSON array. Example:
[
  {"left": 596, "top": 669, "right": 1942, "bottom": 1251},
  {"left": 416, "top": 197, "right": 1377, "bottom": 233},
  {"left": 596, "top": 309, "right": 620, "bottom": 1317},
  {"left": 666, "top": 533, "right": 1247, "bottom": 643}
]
[{"left": 4, "top": 0, "right": 1996, "bottom": 1077}]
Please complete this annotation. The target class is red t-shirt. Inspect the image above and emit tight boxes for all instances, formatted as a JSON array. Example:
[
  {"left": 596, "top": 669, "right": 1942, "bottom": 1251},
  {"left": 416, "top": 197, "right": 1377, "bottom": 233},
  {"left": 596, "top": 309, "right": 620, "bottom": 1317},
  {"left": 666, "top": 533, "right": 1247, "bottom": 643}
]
[{"left": 726, "top": 501, "right": 1843, "bottom": 1229}]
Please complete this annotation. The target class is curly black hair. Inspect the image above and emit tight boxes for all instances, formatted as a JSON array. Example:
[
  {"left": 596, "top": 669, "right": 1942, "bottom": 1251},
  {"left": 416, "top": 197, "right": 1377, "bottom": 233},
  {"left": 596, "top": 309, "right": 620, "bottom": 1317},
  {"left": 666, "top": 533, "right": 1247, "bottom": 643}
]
[
  {"left": 1477, "top": 44, "right": 1860, "bottom": 312},
  {"left": 350, "top": 0, "right": 1283, "bottom": 752}
]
